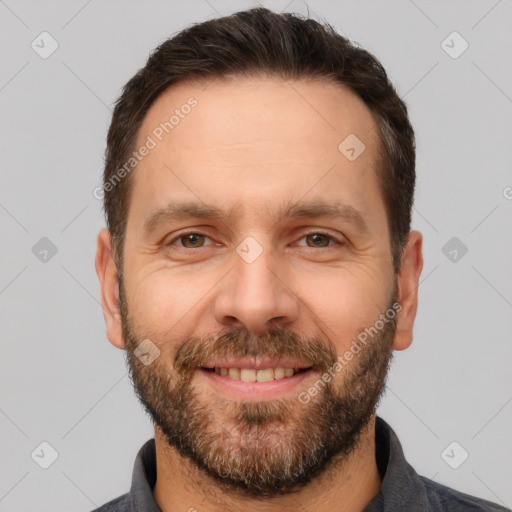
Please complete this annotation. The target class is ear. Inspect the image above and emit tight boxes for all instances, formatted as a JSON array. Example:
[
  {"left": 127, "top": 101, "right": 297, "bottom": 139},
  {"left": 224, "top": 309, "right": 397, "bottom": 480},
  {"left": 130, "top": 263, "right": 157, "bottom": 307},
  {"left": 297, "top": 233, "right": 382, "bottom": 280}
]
[
  {"left": 95, "top": 228, "right": 124, "bottom": 349},
  {"left": 393, "top": 230, "right": 423, "bottom": 351}
]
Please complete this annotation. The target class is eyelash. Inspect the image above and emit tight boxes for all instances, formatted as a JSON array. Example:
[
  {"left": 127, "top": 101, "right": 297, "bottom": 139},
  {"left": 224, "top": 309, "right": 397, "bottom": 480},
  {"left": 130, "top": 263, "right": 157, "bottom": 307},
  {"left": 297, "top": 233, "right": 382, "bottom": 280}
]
[{"left": 165, "top": 230, "right": 344, "bottom": 250}]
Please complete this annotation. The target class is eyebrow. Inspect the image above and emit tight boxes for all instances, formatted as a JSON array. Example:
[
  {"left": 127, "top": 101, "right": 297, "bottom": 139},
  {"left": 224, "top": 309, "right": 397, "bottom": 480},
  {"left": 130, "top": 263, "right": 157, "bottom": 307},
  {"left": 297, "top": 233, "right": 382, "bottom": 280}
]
[{"left": 142, "top": 199, "right": 368, "bottom": 235}]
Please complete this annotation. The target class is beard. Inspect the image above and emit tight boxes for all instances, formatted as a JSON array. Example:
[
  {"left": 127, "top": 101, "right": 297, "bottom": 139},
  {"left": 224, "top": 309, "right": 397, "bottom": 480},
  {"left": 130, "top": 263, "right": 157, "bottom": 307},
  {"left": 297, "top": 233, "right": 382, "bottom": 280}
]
[{"left": 119, "top": 280, "right": 396, "bottom": 498}]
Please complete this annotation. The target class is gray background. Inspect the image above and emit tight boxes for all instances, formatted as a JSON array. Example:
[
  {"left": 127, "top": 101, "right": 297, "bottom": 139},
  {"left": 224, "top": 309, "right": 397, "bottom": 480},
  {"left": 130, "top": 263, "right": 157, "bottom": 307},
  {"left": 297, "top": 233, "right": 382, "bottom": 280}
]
[{"left": 1, "top": 1, "right": 511, "bottom": 510}]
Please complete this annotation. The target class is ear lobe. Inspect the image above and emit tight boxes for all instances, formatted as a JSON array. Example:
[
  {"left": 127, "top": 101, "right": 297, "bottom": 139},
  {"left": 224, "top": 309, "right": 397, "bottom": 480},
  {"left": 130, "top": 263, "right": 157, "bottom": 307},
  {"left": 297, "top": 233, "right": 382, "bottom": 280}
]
[
  {"left": 393, "top": 230, "right": 423, "bottom": 351},
  {"left": 95, "top": 228, "right": 125, "bottom": 349}
]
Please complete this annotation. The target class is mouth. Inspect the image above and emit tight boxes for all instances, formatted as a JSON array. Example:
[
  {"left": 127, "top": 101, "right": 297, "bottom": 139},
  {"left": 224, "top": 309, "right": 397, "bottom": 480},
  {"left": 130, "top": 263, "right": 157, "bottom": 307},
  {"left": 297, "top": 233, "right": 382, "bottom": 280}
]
[
  {"left": 201, "top": 366, "right": 312, "bottom": 382},
  {"left": 197, "top": 358, "right": 315, "bottom": 399}
]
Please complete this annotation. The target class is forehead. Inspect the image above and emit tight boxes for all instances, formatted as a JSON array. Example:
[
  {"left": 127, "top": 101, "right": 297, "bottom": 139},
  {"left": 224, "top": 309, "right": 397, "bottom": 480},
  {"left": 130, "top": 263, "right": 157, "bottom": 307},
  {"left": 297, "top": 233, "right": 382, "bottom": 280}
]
[
  {"left": 136, "top": 75, "right": 379, "bottom": 163},
  {"left": 129, "top": 75, "right": 383, "bottom": 231}
]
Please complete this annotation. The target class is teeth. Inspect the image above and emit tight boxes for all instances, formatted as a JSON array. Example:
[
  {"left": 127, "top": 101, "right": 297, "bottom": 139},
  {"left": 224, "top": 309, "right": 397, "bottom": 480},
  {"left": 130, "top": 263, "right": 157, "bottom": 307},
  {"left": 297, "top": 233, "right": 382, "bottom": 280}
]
[
  {"left": 228, "top": 367, "right": 240, "bottom": 379},
  {"left": 256, "top": 368, "right": 274, "bottom": 382},
  {"left": 212, "top": 367, "right": 302, "bottom": 381},
  {"left": 274, "top": 367, "right": 285, "bottom": 380},
  {"left": 240, "top": 368, "right": 257, "bottom": 382}
]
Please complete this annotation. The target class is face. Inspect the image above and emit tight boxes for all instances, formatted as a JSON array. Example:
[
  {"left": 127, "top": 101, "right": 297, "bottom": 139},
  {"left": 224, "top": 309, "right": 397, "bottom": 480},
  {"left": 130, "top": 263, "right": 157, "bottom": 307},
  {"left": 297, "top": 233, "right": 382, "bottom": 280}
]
[{"left": 97, "top": 75, "right": 421, "bottom": 497}]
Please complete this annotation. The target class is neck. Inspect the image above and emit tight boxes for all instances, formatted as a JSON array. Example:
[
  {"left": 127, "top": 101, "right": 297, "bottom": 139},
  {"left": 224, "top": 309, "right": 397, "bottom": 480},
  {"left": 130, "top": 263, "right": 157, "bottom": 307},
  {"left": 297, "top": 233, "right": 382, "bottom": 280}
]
[{"left": 153, "top": 416, "right": 381, "bottom": 512}]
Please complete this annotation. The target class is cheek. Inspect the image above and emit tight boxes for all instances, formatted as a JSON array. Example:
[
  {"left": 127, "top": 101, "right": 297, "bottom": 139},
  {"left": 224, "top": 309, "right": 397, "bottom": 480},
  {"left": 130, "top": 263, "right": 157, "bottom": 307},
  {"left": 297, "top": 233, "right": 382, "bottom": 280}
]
[
  {"left": 127, "top": 268, "right": 216, "bottom": 335},
  {"left": 292, "top": 267, "right": 390, "bottom": 349},
  {"left": 125, "top": 253, "right": 392, "bottom": 355}
]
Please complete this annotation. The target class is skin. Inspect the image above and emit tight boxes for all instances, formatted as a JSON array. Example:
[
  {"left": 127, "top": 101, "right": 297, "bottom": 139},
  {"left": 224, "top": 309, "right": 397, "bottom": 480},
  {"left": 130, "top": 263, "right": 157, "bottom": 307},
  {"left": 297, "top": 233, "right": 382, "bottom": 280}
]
[{"left": 96, "top": 75, "right": 423, "bottom": 512}]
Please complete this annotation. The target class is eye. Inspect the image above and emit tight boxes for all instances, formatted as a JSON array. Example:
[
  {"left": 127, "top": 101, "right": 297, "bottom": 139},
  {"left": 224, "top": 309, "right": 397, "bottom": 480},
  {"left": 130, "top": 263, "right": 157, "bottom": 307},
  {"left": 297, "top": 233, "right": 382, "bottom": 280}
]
[
  {"left": 299, "top": 231, "right": 343, "bottom": 248},
  {"left": 165, "top": 230, "right": 343, "bottom": 251},
  {"left": 167, "top": 232, "right": 212, "bottom": 249}
]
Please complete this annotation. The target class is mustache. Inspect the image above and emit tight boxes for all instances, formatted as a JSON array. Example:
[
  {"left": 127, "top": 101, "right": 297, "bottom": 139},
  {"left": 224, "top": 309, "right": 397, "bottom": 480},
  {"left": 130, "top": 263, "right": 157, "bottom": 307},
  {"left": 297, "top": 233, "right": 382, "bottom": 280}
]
[{"left": 173, "top": 326, "right": 338, "bottom": 379}]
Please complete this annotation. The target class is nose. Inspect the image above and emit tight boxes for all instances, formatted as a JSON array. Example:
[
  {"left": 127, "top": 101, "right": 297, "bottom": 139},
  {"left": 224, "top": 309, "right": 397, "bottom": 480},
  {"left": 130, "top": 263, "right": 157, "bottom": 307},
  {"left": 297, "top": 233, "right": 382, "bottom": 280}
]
[{"left": 213, "top": 244, "right": 300, "bottom": 335}]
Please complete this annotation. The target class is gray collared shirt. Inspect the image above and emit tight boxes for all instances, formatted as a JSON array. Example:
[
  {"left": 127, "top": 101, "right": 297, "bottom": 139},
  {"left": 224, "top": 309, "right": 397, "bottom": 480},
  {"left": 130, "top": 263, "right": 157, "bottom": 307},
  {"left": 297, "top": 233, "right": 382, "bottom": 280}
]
[{"left": 91, "top": 416, "right": 509, "bottom": 511}]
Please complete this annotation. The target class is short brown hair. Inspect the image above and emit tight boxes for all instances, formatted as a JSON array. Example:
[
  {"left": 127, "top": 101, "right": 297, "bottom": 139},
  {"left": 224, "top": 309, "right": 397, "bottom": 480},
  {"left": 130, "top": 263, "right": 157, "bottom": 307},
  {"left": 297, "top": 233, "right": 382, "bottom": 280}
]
[{"left": 103, "top": 7, "right": 415, "bottom": 274}]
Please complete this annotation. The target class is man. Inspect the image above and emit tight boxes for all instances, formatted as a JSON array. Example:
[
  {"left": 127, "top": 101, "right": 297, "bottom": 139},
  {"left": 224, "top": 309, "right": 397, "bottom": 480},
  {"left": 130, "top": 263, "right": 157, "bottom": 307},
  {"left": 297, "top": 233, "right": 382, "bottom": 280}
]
[{"left": 93, "top": 7, "right": 508, "bottom": 512}]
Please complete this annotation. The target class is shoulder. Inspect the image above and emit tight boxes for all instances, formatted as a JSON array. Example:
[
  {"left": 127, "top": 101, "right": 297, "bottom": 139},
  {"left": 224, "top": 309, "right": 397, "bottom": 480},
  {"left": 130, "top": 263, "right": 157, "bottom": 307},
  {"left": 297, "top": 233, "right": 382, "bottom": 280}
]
[
  {"left": 90, "top": 493, "right": 129, "bottom": 512},
  {"left": 421, "top": 476, "right": 510, "bottom": 511}
]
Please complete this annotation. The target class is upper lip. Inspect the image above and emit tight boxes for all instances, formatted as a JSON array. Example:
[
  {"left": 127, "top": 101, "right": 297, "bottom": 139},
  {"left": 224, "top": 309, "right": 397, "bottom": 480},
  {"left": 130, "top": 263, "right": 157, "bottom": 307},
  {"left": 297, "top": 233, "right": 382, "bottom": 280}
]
[{"left": 201, "top": 356, "right": 313, "bottom": 370}]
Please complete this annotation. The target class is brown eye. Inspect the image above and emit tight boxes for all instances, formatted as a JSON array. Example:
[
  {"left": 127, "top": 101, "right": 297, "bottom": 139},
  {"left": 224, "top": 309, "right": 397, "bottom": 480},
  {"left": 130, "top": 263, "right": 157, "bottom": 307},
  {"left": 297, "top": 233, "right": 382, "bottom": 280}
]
[
  {"left": 305, "top": 233, "right": 332, "bottom": 248},
  {"left": 179, "top": 233, "right": 206, "bottom": 248}
]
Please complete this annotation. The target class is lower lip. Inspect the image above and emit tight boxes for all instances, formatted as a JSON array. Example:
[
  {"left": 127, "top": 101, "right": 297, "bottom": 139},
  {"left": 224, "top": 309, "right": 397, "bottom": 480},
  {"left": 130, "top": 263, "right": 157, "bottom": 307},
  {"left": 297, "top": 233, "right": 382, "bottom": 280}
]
[{"left": 196, "top": 368, "right": 314, "bottom": 400}]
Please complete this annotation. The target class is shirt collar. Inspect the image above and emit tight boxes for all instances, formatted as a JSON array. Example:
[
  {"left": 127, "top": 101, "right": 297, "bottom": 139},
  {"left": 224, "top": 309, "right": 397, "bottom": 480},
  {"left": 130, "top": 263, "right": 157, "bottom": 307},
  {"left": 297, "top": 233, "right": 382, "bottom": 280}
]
[
  {"left": 126, "top": 436, "right": 160, "bottom": 512},
  {"left": 364, "top": 416, "right": 429, "bottom": 510}
]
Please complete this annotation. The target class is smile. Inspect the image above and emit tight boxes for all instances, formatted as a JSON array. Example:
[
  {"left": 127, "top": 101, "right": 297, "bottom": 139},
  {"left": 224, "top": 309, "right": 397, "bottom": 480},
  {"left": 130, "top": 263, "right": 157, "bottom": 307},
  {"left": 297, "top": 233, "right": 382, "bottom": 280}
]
[
  {"left": 197, "top": 360, "right": 315, "bottom": 399},
  {"left": 202, "top": 366, "right": 311, "bottom": 382}
]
